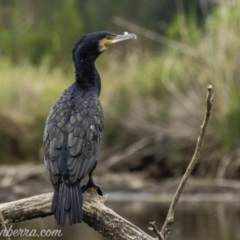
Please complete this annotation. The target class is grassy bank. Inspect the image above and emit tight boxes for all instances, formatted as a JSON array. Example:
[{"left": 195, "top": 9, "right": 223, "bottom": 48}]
[{"left": 1, "top": 3, "right": 240, "bottom": 179}]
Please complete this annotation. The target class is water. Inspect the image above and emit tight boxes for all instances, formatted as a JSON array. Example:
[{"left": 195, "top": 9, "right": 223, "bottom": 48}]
[{"left": 3, "top": 199, "right": 240, "bottom": 240}]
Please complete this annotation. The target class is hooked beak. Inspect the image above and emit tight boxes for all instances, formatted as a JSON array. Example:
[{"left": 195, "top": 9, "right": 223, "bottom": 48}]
[{"left": 104, "top": 32, "right": 137, "bottom": 48}]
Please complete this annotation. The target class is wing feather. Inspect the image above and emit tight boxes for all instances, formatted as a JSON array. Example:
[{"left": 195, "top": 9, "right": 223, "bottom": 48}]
[{"left": 43, "top": 87, "right": 104, "bottom": 186}]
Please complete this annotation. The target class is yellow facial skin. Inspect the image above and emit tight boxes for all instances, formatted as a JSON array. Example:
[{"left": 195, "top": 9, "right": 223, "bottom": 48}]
[
  {"left": 104, "top": 39, "right": 113, "bottom": 48},
  {"left": 98, "top": 38, "right": 113, "bottom": 52}
]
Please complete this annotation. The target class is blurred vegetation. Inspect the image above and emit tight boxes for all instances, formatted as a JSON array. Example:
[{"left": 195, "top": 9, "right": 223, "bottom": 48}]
[
  {"left": 0, "top": 1, "right": 240, "bottom": 180},
  {"left": 0, "top": 0, "right": 82, "bottom": 68},
  {"left": 0, "top": 0, "right": 207, "bottom": 67}
]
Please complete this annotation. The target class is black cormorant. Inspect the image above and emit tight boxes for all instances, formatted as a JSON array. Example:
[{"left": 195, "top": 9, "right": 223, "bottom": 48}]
[{"left": 43, "top": 31, "right": 137, "bottom": 225}]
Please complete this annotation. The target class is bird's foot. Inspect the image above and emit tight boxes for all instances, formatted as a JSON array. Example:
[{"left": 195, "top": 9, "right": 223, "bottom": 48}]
[{"left": 81, "top": 177, "right": 103, "bottom": 196}]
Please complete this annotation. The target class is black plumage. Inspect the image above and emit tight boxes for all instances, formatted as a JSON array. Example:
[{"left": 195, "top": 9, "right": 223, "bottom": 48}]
[{"left": 43, "top": 31, "right": 137, "bottom": 225}]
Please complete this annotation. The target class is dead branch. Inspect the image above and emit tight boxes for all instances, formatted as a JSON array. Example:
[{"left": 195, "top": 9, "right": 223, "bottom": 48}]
[
  {"left": 0, "top": 164, "right": 45, "bottom": 189},
  {"left": 149, "top": 85, "right": 214, "bottom": 239},
  {"left": 112, "top": 16, "right": 209, "bottom": 66},
  {"left": 105, "top": 137, "right": 151, "bottom": 168},
  {"left": 0, "top": 189, "right": 154, "bottom": 240}
]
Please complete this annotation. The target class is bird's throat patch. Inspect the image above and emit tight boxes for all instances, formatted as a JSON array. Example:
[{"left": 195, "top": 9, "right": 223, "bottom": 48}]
[{"left": 98, "top": 38, "right": 113, "bottom": 52}]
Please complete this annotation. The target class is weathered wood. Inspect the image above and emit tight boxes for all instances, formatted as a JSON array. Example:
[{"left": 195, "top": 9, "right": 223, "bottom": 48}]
[
  {"left": 0, "top": 189, "right": 154, "bottom": 240},
  {"left": 0, "top": 193, "right": 52, "bottom": 223}
]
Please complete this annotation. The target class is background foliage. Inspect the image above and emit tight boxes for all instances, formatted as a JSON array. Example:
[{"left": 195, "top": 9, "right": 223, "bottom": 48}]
[{"left": 1, "top": 0, "right": 240, "bottom": 180}]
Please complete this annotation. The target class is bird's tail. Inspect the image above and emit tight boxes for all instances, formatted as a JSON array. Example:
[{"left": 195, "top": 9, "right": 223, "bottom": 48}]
[{"left": 51, "top": 182, "right": 83, "bottom": 225}]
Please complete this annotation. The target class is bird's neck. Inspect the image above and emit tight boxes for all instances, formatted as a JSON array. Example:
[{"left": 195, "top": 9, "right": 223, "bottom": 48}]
[{"left": 74, "top": 57, "right": 101, "bottom": 96}]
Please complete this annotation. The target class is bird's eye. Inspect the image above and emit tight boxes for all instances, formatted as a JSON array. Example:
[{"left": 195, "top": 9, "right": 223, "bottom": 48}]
[{"left": 105, "top": 35, "right": 112, "bottom": 40}]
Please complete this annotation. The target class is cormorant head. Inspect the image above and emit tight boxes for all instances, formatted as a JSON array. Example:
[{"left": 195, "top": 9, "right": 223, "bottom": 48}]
[{"left": 73, "top": 31, "right": 137, "bottom": 63}]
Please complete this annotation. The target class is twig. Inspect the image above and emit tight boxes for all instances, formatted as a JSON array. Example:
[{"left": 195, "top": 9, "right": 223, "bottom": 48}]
[
  {"left": 112, "top": 16, "right": 209, "bottom": 65},
  {"left": 0, "top": 211, "right": 11, "bottom": 240},
  {"left": 149, "top": 221, "right": 164, "bottom": 240},
  {"left": 149, "top": 85, "right": 214, "bottom": 239},
  {"left": 0, "top": 168, "right": 16, "bottom": 188},
  {"left": 105, "top": 137, "right": 151, "bottom": 168},
  {"left": 0, "top": 189, "right": 154, "bottom": 240},
  {"left": 0, "top": 165, "right": 45, "bottom": 189}
]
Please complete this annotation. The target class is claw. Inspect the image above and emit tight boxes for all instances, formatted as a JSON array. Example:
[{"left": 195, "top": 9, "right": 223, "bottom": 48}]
[{"left": 82, "top": 177, "right": 103, "bottom": 196}]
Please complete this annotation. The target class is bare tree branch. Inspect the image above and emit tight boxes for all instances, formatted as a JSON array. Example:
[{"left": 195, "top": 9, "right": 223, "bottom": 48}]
[
  {"left": 112, "top": 16, "right": 211, "bottom": 66},
  {"left": 149, "top": 85, "right": 214, "bottom": 239},
  {"left": 0, "top": 189, "right": 154, "bottom": 240},
  {"left": 105, "top": 137, "right": 151, "bottom": 168}
]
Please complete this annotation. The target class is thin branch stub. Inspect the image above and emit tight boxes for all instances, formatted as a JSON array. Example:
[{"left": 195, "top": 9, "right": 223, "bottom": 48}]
[{"left": 149, "top": 85, "right": 215, "bottom": 240}]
